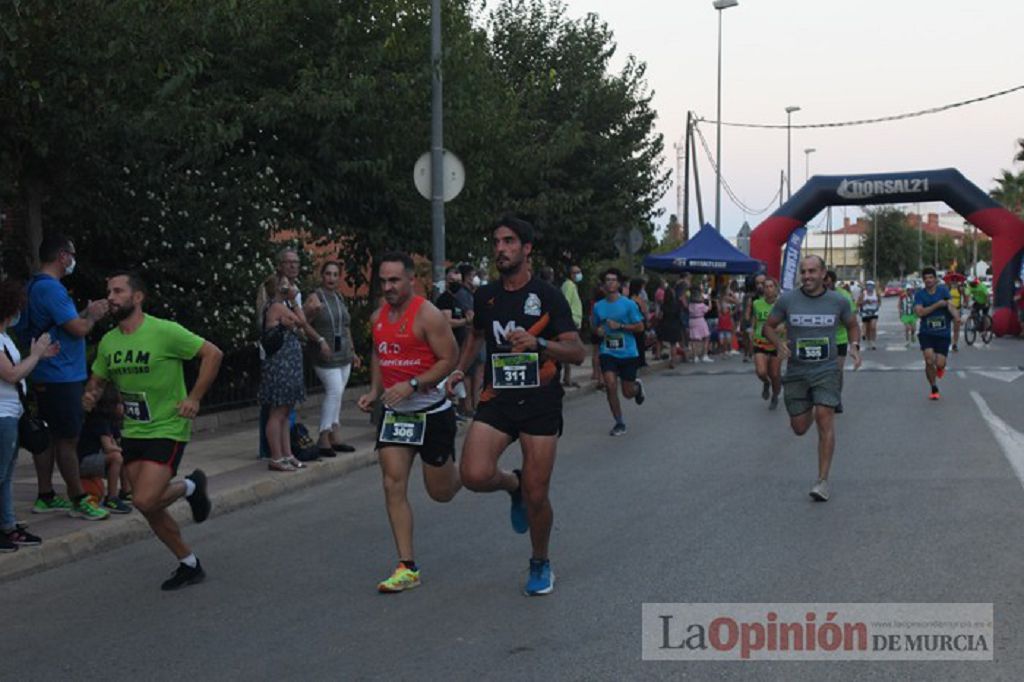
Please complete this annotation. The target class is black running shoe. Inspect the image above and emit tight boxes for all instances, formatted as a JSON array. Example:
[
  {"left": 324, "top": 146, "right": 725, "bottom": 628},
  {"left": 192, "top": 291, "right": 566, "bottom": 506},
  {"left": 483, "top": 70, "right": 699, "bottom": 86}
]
[
  {"left": 161, "top": 560, "right": 206, "bottom": 591},
  {"left": 634, "top": 379, "right": 646, "bottom": 405},
  {"left": 761, "top": 381, "right": 770, "bottom": 401},
  {"left": 185, "top": 469, "right": 211, "bottom": 524},
  {"left": 331, "top": 443, "right": 356, "bottom": 453}
]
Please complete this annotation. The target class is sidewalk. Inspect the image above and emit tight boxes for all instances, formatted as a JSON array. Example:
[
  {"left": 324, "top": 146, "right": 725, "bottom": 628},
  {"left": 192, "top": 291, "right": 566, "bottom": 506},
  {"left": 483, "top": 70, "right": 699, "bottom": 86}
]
[{"left": 0, "top": 345, "right": 660, "bottom": 582}]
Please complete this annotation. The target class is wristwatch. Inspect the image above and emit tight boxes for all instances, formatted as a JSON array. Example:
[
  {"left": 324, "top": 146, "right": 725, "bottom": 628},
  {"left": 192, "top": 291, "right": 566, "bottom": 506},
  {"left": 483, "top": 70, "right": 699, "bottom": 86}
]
[
  {"left": 536, "top": 337, "right": 549, "bottom": 351},
  {"left": 409, "top": 377, "right": 420, "bottom": 390}
]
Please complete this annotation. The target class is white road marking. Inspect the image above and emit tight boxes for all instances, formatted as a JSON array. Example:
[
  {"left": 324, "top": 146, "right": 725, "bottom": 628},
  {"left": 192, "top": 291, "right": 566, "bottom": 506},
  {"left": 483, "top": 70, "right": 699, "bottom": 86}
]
[
  {"left": 957, "top": 371, "right": 967, "bottom": 379},
  {"left": 971, "top": 391, "right": 1024, "bottom": 491},
  {"left": 973, "top": 370, "right": 1024, "bottom": 383}
]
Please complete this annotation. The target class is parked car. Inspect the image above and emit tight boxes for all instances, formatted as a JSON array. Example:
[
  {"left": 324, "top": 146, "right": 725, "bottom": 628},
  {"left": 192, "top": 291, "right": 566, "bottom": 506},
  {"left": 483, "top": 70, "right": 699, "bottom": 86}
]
[{"left": 883, "top": 280, "right": 903, "bottom": 297}]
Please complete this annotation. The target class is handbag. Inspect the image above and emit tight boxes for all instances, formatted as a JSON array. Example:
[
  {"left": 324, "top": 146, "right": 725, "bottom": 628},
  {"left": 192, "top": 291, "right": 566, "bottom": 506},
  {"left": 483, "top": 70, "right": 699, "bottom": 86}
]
[
  {"left": 2, "top": 346, "right": 51, "bottom": 455},
  {"left": 260, "top": 305, "right": 286, "bottom": 356}
]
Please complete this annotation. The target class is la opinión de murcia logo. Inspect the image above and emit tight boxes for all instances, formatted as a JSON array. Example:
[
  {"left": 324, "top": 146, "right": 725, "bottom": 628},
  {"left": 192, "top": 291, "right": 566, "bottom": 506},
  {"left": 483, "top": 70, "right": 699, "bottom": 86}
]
[{"left": 837, "top": 178, "right": 930, "bottom": 200}]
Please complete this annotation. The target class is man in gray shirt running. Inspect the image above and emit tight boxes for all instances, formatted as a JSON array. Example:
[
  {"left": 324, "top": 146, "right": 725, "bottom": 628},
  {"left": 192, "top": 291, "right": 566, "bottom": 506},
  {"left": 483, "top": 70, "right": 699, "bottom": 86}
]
[{"left": 763, "top": 255, "right": 861, "bottom": 502}]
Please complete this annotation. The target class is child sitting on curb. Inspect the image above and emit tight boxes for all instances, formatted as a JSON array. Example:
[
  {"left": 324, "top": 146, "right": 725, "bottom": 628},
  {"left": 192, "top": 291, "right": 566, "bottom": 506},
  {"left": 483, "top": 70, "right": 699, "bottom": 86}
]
[{"left": 77, "top": 384, "right": 132, "bottom": 514}]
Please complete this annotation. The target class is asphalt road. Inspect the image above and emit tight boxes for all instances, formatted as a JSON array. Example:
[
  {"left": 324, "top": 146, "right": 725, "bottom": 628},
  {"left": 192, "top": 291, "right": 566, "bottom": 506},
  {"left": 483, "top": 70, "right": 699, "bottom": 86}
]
[{"left": 4, "top": 303, "right": 1023, "bottom": 681}]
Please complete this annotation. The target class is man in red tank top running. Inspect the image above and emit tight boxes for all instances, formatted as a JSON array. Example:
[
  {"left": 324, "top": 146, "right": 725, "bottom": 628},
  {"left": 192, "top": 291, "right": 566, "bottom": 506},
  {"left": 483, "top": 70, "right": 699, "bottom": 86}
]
[{"left": 357, "top": 252, "right": 461, "bottom": 593}]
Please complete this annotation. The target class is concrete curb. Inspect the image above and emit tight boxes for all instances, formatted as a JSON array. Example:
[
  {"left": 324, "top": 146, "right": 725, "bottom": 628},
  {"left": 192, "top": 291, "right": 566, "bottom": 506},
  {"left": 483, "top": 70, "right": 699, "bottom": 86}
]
[{"left": 0, "top": 357, "right": 670, "bottom": 583}]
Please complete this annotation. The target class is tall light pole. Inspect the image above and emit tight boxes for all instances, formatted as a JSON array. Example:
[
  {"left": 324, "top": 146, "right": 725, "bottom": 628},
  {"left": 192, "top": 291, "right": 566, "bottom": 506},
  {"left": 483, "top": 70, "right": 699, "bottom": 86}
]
[
  {"left": 785, "top": 105, "right": 800, "bottom": 198},
  {"left": 712, "top": 0, "right": 738, "bottom": 231},
  {"left": 430, "top": 0, "right": 445, "bottom": 291},
  {"left": 803, "top": 147, "right": 816, "bottom": 183}
]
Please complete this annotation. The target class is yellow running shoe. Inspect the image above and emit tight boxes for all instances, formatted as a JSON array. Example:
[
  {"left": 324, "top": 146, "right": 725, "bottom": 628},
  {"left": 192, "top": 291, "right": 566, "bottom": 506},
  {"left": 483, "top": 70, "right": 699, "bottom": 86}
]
[{"left": 377, "top": 564, "right": 421, "bottom": 593}]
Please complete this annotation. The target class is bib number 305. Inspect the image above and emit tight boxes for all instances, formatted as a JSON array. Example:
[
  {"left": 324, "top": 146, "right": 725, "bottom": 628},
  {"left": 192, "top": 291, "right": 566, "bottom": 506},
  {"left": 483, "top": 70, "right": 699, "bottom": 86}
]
[
  {"left": 795, "top": 337, "right": 830, "bottom": 362},
  {"left": 492, "top": 353, "right": 540, "bottom": 389}
]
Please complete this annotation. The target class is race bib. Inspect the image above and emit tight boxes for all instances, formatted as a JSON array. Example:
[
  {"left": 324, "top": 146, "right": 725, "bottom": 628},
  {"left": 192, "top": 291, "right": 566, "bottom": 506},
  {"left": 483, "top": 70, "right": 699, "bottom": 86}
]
[
  {"left": 120, "top": 391, "right": 152, "bottom": 422},
  {"left": 926, "top": 317, "right": 948, "bottom": 331},
  {"left": 795, "top": 337, "right": 830, "bottom": 362},
  {"left": 492, "top": 353, "right": 540, "bottom": 389},
  {"left": 605, "top": 332, "right": 625, "bottom": 350},
  {"left": 379, "top": 411, "right": 426, "bottom": 446}
]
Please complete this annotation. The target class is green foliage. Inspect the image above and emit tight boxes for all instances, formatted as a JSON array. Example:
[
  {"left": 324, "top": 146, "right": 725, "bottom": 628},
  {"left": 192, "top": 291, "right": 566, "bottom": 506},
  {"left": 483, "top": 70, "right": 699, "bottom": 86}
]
[
  {"left": 0, "top": 0, "right": 669, "bottom": 350},
  {"left": 857, "top": 207, "right": 918, "bottom": 281}
]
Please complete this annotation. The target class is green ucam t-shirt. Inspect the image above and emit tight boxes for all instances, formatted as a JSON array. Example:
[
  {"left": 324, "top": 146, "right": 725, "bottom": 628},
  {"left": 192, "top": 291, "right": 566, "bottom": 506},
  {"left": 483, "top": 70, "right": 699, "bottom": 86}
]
[{"left": 91, "top": 315, "right": 205, "bottom": 442}]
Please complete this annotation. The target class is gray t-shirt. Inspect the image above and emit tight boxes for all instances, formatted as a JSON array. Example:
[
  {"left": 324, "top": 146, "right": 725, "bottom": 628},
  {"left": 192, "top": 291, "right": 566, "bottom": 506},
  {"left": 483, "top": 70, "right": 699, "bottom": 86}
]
[
  {"left": 310, "top": 288, "right": 353, "bottom": 368},
  {"left": 770, "top": 288, "right": 853, "bottom": 375}
]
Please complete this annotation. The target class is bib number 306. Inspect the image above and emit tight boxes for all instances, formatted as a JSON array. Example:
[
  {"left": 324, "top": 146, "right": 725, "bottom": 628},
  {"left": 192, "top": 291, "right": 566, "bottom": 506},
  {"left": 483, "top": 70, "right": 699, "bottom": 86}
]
[
  {"left": 492, "top": 353, "right": 540, "bottom": 389},
  {"left": 379, "top": 411, "right": 426, "bottom": 446}
]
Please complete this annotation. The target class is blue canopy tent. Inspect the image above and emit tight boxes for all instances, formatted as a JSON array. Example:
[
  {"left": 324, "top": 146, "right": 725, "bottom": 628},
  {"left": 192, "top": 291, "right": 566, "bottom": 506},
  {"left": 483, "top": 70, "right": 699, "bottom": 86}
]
[{"left": 642, "top": 224, "right": 764, "bottom": 274}]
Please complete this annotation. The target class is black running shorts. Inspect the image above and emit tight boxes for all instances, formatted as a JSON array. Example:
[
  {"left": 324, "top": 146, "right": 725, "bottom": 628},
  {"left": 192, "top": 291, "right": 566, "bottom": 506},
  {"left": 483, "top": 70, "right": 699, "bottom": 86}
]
[
  {"left": 375, "top": 405, "right": 456, "bottom": 467},
  {"left": 122, "top": 438, "right": 187, "bottom": 476},
  {"left": 474, "top": 395, "right": 563, "bottom": 440}
]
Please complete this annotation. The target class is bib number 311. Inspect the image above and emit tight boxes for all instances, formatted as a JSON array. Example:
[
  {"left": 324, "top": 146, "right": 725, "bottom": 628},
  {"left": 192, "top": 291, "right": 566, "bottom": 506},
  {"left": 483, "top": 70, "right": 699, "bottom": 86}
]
[{"left": 492, "top": 353, "right": 540, "bottom": 389}]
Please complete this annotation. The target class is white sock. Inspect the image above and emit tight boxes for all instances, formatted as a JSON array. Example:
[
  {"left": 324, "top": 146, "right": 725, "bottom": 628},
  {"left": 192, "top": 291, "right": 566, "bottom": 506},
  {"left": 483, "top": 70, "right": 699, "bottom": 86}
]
[
  {"left": 180, "top": 553, "right": 198, "bottom": 568},
  {"left": 183, "top": 478, "right": 196, "bottom": 498}
]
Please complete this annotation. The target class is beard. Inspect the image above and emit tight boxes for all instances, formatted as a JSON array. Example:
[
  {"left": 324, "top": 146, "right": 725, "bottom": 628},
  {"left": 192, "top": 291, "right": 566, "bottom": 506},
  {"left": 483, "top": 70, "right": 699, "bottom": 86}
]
[{"left": 110, "top": 302, "right": 135, "bottom": 322}]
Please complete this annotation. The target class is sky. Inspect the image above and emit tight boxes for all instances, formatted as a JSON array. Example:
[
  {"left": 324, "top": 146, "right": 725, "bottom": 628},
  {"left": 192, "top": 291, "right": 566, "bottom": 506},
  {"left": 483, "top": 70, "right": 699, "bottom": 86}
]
[{"left": 558, "top": 0, "right": 1024, "bottom": 238}]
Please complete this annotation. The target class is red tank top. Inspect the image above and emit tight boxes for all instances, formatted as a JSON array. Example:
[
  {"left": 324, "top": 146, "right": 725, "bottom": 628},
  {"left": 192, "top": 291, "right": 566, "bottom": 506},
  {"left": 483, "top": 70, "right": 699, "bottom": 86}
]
[{"left": 374, "top": 296, "right": 438, "bottom": 390}]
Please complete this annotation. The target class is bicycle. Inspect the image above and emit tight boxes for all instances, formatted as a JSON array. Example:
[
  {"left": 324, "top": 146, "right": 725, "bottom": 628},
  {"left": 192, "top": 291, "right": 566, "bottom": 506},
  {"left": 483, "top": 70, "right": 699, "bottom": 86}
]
[{"left": 963, "top": 305, "right": 993, "bottom": 346}]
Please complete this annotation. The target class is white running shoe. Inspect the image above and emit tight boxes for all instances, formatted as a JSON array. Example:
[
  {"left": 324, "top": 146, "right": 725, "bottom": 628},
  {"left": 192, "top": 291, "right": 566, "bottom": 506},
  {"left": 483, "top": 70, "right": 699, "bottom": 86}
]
[{"left": 809, "top": 479, "right": 830, "bottom": 502}]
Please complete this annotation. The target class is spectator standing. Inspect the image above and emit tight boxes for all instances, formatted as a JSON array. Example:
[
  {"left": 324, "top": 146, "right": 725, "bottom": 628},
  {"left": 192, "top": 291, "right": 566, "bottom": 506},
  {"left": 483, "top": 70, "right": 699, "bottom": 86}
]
[
  {"left": 24, "top": 234, "right": 110, "bottom": 520},
  {"left": 256, "top": 247, "right": 304, "bottom": 459},
  {"left": 0, "top": 280, "right": 57, "bottom": 550},
  {"left": 304, "top": 261, "right": 361, "bottom": 457},
  {"left": 656, "top": 279, "right": 683, "bottom": 369},
  {"left": 260, "top": 275, "right": 319, "bottom": 471},
  {"left": 436, "top": 266, "right": 473, "bottom": 417},
  {"left": 628, "top": 277, "right": 650, "bottom": 367},
  {"left": 688, "top": 286, "right": 712, "bottom": 362},
  {"left": 560, "top": 265, "right": 584, "bottom": 387}
]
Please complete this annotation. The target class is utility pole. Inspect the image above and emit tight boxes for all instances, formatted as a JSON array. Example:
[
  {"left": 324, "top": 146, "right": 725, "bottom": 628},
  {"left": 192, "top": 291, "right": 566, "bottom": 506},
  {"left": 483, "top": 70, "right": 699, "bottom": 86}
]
[
  {"left": 683, "top": 111, "right": 692, "bottom": 240},
  {"left": 690, "top": 125, "right": 705, "bottom": 228},
  {"left": 430, "top": 0, "right": 445, "bottom": 291}
]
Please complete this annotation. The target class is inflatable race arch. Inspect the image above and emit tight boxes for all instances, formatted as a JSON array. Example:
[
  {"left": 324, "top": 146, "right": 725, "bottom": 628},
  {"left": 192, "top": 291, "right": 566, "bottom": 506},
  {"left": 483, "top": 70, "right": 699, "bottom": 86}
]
[{"left": 750, "top": 168, "right": 1024, "bottom": 336}]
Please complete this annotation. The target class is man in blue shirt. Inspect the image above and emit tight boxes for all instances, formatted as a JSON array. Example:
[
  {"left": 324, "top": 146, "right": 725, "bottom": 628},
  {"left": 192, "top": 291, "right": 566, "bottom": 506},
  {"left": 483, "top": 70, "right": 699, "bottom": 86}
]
[
  {"left": 913, "top": 267, "right": 953, "bottom": 401},
  {"left": 25, "top": 233, "right": 110, "bottom": 520},
  {"left": 592, "top": 268, "right": 646, "bottom": 436}
]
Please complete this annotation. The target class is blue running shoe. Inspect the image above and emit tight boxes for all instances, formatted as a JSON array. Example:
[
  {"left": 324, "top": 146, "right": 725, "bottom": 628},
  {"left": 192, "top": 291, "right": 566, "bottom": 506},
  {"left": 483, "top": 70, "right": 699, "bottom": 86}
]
[
  {"left": 524, "top": 558, "right": 554, "bottom": 596},
  {"left": 509, "top": 469, "right": 528, "bottom": 534}
]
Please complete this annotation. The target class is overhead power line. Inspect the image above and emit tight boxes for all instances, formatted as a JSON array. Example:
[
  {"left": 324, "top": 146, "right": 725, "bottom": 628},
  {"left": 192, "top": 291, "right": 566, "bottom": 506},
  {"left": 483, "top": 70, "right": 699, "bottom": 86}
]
[
  {"left": 696, "top": 84, "right": 1024, "bottom": 130},
  {"left": 692, "top": 123, "right": 780, "bottom": 216}
]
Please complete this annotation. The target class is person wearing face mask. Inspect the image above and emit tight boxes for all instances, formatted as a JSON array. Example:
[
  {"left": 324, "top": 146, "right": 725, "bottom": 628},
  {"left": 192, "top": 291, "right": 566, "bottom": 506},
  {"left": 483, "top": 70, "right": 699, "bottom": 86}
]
[
  {"left": 436, "top": 266, "right": 473, "bottom": 418},
  {"left": 23, "top": 233, "right": 111, "bottom": 521},
  {"left": 559, "top": 265, "right": 584, "bottom": 388}
]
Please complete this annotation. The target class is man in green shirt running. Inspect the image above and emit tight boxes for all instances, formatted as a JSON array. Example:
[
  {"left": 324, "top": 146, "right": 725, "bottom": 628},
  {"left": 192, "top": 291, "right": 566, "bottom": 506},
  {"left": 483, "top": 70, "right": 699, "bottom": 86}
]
[
  {"left": 824, "top": 270, "right": 858, "bottom": 414},
  {"left": 83, "top": 272, "right": 223, "bottom": 590}
]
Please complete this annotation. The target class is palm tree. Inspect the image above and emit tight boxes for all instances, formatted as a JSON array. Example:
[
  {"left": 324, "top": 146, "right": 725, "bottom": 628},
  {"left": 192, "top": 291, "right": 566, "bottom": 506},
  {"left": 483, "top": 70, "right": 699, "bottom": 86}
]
[
  {"left": 1016, "top": 138, "right": 1024, "bottom": 163},
  {"left": 991, "top": 169, "right": 1024, "bottom": 217}
]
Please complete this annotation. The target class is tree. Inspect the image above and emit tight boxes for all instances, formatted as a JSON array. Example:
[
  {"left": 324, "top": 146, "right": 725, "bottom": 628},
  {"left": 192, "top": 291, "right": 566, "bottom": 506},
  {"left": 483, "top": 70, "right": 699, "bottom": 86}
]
[
  {"left": 857, "top": 207, "right": 918, "bottom": 281},
  {"left": 486, "top": 0, "right": 670, "bottom": 268},
  {"left": 990, "top": 169, "right": 1024, "bottom": 218}
]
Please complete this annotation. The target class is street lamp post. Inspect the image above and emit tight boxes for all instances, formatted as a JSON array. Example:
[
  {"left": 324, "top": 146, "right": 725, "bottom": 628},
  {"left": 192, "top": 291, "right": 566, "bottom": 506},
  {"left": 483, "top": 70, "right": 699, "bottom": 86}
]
[
  {"left": 785, "top": 105, "right": 800, "bottom": 198},
  {"left": 712, "top": 0, "right": 738, "bottom": 231},
  {"left": 803, "top": 147, "right": 816, "bottom": 183}
]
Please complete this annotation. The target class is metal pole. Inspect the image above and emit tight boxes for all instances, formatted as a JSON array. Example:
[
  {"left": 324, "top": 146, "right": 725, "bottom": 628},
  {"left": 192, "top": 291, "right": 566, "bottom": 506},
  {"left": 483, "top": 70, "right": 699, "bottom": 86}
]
[
  {"left": 786, "top": 111, "right": 792, "bottom": 198},
  {"left": 714, "top": 10, "right": 723, "bottom": 231},
  {"left": 430, "top": 0, "right": 445, "bottom": 292},
  {"left": 872, "top": 209, "right": 878, "bottom": 283},
  {"left": 690, "top": 126, "right": 705, "bottom": 228},
  {"left": 683, "top": 111, "right": 692, "bottom": 241},
  {"left": 917, "top": 205, "right": 923, "bottom": 273},
  {"left": 779, "top": 170, "right": 784, "bottom": 208}
]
